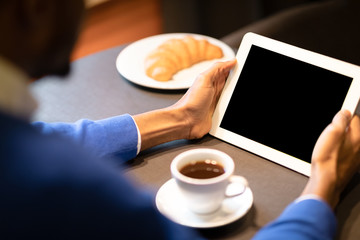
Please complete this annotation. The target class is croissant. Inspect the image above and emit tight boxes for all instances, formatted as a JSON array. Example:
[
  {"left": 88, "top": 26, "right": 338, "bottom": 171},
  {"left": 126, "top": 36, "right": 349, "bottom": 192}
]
[{"left": 145, "top": 36, "right": 224, "bottom": 81}]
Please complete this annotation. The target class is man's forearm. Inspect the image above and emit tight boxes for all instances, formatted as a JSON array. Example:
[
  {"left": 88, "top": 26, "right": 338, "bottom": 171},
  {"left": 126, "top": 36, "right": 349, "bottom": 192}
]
[
  {"left": 301, "top": 160, "right": 340, "bottom": 208},
  {"left": 133, "top": 106, "right": 189, "bottom": 151}
]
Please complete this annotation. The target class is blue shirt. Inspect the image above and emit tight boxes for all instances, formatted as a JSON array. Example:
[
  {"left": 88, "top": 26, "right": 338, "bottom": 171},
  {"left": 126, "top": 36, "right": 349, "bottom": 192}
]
[
  {"left": 32, "top": 114, "right": 140, "bottom": 162},
  {"left": 0, "top": 111, "right": 200, "bottom": 239},
  {"left": 1, "top": 111, "right": 337, "bottom": 239},
  {"left": 0, "top": 55, "right": 337, "bottom": 239}
]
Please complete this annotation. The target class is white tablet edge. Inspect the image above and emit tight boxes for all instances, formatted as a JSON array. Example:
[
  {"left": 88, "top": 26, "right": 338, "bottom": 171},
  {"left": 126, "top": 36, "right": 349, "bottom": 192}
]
[{"left": 210, "top": 32, "right": 360, "bottom": 176}]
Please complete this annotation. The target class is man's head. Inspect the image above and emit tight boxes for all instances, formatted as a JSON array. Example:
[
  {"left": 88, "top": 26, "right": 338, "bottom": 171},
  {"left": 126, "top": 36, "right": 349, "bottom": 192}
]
[{"left": 0, "top": 0, "right": 85, "bottom": 78}]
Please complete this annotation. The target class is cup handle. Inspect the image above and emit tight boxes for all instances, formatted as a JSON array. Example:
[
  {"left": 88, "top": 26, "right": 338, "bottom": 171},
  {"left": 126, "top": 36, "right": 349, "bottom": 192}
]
[{"left": 225, "top": 175, "right": 248, "bottom": 198}]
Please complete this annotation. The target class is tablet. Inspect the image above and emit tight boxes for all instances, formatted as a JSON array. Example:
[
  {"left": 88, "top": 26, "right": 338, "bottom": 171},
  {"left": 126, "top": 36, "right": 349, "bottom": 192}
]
[{"left": 210, "top": 32, "right": 360, "bottom": 176}]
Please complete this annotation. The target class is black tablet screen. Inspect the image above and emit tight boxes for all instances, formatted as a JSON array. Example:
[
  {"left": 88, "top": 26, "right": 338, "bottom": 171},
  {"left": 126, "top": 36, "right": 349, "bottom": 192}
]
[{"left": 220, "top": 45, "right": 352, "bottom": 163}]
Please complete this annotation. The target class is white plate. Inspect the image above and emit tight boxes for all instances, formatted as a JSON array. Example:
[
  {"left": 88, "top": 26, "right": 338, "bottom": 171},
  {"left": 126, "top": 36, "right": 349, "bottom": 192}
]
[
  {"left": 116, "top": 33, "right": 236, "bottom": 90},
  {"left": 155, "top": 178, "right": 253, "bottom": 228}
]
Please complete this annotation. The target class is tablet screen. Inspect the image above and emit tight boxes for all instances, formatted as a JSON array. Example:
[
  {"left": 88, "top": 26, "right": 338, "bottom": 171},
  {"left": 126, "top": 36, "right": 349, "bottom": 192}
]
[{"left": 219, "top": 45, "right": 353, "bottom": 163}]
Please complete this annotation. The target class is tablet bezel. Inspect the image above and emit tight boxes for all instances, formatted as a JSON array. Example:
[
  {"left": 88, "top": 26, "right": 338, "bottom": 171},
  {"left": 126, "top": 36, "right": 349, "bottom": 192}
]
[{"left": 210, "top": 32, "right": 360, "bottom": 176}]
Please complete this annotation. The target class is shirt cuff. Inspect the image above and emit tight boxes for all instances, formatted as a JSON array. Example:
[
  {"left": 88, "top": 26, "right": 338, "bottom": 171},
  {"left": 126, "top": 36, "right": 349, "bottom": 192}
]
[
  {"left": 130, "top": 115, "right": 142, "bottom": 155},
  {"left": 295, "top": 194, "right": 328, "bottom": 204}
]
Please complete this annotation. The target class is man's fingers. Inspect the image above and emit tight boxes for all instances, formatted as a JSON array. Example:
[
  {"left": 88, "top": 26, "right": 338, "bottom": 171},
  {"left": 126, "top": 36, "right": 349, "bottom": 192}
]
[
  {"left": 322, "top": 110, "right": 351, "bottom": 144},
  {"left": 217, "top": 59, "right": 237, "bottom": 77},
  {"left": 221, "top": 58, "right": 237, "bottom": 70},
  {"left": 202, "top": 58, "right": 237, "bottom": 77},
  {"left": 347, "top": 114, "right": 360, "bottom": 153},
  {"left": 349, "top": 114, "right": 360, "bottom": 137},
  {"left": 312, "top": 110, "right": 351, "bottom": 161},
  {"left": 195, "top": 58, "right": 236, "bottom": 90},
  {"left": 332, "top": 109, "right": 351, "bottom": 131}
]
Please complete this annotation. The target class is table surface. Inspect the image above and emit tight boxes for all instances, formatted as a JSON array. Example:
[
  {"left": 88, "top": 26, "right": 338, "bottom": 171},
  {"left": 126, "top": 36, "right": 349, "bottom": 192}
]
[{"left": 30, "top": 45, "right": 360, "bottom": 240}]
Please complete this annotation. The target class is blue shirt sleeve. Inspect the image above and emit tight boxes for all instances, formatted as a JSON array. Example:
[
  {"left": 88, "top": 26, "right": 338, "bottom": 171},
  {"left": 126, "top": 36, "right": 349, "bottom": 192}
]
[
  {"left": 32, "top": 114, "right": 139, "bottom": 162},
  {"left": 252, "top": 199, "right": 337, "bottom": 240},
  {"left": 3, "top": 117, "right": 201, "bottom": 239}
]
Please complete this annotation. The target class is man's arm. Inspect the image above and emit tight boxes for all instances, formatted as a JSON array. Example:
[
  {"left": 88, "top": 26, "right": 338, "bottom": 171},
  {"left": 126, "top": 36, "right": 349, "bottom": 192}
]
[
  {"left": 32, "top": 114, "right": 139, "bottom": 162},
  {"left": 252, "top": 198, "right": 336, "bottom": 240},
  {"left": 33, "top": 60, "right": 236, "bottom": 160},
  {"left": 252, "top": 110, "right": 360, "bottom": 240},
  {"left": 134, "top": 59, "right": 236, "bottom": 151},
  {"left": 301, "top": 110, "right": 360, "bottom": 207}
]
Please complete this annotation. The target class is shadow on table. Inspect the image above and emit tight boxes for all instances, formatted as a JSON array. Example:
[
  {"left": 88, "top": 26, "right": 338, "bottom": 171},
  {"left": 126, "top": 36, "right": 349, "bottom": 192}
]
[
  {"left": 120, "top": 73, "right": 188, "bottom": 95},
  {"left": 124, "top": 135, "right": 220, "bottom": 170},
  {"left": 123, "top": 139, "right": 191, "bottom": 170}
]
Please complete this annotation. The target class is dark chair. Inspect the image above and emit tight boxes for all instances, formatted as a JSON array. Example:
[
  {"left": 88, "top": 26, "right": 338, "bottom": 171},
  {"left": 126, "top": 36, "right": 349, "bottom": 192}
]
[{"left": 221, "top": 0, "right": 360, "bottom": 65}]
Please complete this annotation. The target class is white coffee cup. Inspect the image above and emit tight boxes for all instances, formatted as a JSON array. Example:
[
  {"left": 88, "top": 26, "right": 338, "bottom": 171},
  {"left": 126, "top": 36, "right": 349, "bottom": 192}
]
[{"left": 171, "top": 148, "right": 248, "bottom": 215}]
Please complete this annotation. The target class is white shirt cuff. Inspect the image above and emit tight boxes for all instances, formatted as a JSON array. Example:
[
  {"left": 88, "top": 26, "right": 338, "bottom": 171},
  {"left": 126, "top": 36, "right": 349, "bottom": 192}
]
[
  {"left": 130, "top": 116, "right": 142, "bottom": 155},
  {"left": 295, "top": 194, "right": 327, "bottom": 204}
]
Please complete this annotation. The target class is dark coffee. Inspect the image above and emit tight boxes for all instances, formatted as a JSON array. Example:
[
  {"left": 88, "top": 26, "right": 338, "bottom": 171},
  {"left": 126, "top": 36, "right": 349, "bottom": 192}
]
[{"left": 180, "top": 159, "right": 225, "bottom": 179}]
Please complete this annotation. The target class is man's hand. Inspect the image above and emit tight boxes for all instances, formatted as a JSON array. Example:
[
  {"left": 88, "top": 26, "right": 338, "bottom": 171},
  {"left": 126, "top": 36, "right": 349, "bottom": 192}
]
[
  {"left": 173, "top": 59, "right": 237, "bottom": 139},
  {"left": 134, "top": 59, "right": 236, "bottom": 151},
  {"left": 302, "top": 110, "right": 360, "bottom": 208}
]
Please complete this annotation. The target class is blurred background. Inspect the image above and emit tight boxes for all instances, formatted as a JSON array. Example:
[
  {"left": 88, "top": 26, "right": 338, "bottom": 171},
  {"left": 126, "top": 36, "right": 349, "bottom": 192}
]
[{"left": 73, "top": 0, "right": 359, "bottom": 65}]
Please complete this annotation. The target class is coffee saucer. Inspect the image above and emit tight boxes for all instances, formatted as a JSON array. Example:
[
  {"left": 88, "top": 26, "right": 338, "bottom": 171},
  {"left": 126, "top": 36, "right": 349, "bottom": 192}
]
[{"left": 155, "top": 178, "right": 253, "bottom": 228}]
